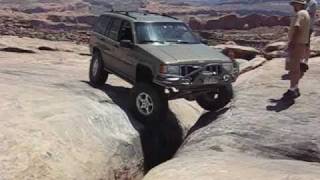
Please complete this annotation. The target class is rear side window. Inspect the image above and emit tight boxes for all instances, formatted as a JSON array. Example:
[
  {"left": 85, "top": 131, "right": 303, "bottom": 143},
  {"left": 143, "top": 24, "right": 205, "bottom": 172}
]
[
  {"left": 108, "top": 18, "right": 122, "bottom": 41},
  {"left": 93, "top": 15, "right": 110, "bottom": 35}
]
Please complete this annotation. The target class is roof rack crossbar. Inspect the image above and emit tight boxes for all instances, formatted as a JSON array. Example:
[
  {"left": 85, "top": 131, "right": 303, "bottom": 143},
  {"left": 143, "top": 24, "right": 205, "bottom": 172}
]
[
  {"left": 107, "top": 10, "right": 179, "bottom": 20},
  {"left": 109, "top": 9, "right": 137, "bottom": 19},
  {"left": 142, "top": 11, "right": 178, "bottom": 20}
]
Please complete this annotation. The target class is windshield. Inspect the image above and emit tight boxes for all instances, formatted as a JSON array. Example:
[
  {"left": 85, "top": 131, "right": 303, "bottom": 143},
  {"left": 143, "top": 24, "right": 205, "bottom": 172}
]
[{"left": 135, "top": 22, "right": 200, "bottom": 44}]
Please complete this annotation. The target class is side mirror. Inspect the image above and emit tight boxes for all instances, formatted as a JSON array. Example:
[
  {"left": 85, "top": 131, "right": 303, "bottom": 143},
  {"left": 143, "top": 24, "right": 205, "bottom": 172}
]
[
  {"left": 201, "top": 39, "right": 209, "bottom": 45},
  {"left": 120, "top": 40, "right": 134, "bottom": 48}
]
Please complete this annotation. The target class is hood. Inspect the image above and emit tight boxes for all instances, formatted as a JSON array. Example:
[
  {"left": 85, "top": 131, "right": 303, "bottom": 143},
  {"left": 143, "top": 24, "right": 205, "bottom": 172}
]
[{"left": 137, "top": 43, "right": 231, "bottom": 64}]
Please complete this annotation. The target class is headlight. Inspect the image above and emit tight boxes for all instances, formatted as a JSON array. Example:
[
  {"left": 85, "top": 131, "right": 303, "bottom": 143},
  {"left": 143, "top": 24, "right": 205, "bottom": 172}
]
[
  {"left": 160, "top": 65, "right": 180, "bottom": 75},
  {"left": 222, "top": 63, "right": 233, "bottom": 72}
]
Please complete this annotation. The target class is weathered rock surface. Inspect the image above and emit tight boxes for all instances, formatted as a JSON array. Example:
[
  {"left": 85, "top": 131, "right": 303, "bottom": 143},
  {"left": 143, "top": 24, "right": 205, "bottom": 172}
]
[
  {"left": 264, "top": 41, "right": 287, "bottom": 53},
  {"left": 0, "top": 36, "right": 143, "bottom": 180},
  {"left": 145, "top": 58, "right": 320, "bottom": 180},
  {"left": 0, "top": 36, "right": 201, "bottom": 179},
  {"left": 188, "top": 17, "right": 203, "bottom": 30},
  {"left": 238, "top": 56, "right": 268, "bottom": 74},
  {"left": 310, "top": 36, "right": 320, "bottom": 57},
  {"left": 213, "top": 44, "right": 260, "bottom": 60},
  {"left": 264, "top": 37, "right": 320, "bottom": 60}
]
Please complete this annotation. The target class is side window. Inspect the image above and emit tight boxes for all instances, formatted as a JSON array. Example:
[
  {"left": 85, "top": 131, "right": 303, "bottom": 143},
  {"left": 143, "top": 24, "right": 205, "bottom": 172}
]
[
  {"left": 118, "top": 21, "right": 133, "bottom": 42},
  {"left": 93, "top": 15, "right": 110, "bottom": 35},
  {"left": 108, "top": 18, "right": 122, "bottom": 41}
]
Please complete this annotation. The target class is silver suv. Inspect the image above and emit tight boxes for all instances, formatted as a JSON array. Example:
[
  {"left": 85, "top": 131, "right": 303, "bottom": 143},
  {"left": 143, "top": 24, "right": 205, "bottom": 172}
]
[{"left": 89, "top": 11, "right": 239, "bottom": 124}]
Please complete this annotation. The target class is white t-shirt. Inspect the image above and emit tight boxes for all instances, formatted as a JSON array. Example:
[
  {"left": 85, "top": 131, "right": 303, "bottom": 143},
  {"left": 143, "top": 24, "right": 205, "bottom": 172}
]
[{"left": 306, "top": 0, "right": 318, "bottom": 30}]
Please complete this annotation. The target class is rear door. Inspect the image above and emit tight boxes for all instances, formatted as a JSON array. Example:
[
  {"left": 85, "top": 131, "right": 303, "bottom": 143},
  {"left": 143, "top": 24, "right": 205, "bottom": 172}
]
[
  {"left": 92, "top": 15, "right": 113, "bottom": 68},
  {"left": 104, "top": 17, "right": 123, "bottom": 72}
]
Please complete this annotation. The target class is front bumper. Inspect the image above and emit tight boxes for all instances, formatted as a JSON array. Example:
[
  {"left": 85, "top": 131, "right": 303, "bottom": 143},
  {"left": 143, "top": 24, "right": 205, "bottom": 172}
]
[{"left": 154, "top": 63, "right": 239, "bottom": 89}]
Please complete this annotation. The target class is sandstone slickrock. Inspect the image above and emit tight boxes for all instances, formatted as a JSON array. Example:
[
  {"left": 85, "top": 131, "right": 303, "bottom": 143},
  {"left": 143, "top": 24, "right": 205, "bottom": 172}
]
[
  {"left": 188, "top": 17, "right": 203, "bottom": 30},
  {"left": 144, "top": 58, "right": 320, "bottom": 180},
  {"left": 264, "top": 36, "right": 320, "bottom": 60},
  {"left": 238, "top": 56, "right": 268, "bottom": 74},
  {"left": 264, "top": 41, "right": 287, "bottom": 53},
  {"left": 0, "top": 36, "right": 201, "bottom": 179},
  {"left": 310, "top": 36, "right": 320, "bottom": 57},
  {"left": 0, "top": 36, "right": 143, "bottom": 180},
  {"left": 213, "top": 44, "right": 260, "bottom": 60}
]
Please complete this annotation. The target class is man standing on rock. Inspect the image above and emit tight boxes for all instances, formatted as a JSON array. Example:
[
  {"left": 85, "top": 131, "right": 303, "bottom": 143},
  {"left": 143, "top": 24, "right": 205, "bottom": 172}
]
[
  {"left": 284, "top": 0, "right": 310, "bottom": 99},
  {"left": 302, "top": 0, "right": 318, "bottom": 72}
]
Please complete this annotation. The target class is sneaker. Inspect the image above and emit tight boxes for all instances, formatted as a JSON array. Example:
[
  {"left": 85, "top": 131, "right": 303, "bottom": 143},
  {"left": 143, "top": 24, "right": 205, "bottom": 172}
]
[{"left": 282, "top": 89, "right": 300, "bottom": 100}]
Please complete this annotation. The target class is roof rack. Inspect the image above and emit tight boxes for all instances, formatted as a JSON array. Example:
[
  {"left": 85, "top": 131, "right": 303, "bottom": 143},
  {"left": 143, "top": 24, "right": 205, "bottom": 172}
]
[
  {"left": 107, "top": 10, "right": 179, "bottom": 20},
  {"left": 142, "top": 11, "right": 178, "bottom": 20},
  {"left": 109, "top": 9, "right": 137, "bottom": 19}
]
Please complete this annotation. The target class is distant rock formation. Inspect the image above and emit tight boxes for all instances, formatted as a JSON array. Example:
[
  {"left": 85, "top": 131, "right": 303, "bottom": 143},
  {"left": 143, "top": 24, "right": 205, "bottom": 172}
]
[
  {"left": 189, "top": 14, "right": 290, "bottom": 30},
  {"left": 47, "top": 15, "right": 97, "bottom": 26}
]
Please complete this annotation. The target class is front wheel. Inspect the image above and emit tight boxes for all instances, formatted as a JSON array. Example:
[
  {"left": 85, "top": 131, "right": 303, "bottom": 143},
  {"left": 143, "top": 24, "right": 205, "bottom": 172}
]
[
  {"left": 196, "top": 84, "right": 234, "bottom": 111},
  {"left": 131, "top": 83, "right": 168, "bottom": 125}
]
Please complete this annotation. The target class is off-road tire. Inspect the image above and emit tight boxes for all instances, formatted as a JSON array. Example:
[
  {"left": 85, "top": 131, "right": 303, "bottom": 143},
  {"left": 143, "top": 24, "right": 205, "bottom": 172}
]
[
  {"left": 89, "top": 51, "right": 108, "bottom": 86},
  {"left": 131, "top": 83, "right": 168, "bottom": 125},
  {"left": 196, "top": 84, "right": 234, "bottom": 111}
]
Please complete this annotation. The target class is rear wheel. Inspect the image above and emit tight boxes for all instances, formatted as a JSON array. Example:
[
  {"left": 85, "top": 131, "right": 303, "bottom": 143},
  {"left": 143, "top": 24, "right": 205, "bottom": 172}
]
[
  {"left": 89, "top": 51, "right": 108, "bottom": 86},
  {"left": 196, "top": 84, "right": 233, "bottom": 111},
  {"left": 131, "top": 83, "right": 168, "bottom": 125}
]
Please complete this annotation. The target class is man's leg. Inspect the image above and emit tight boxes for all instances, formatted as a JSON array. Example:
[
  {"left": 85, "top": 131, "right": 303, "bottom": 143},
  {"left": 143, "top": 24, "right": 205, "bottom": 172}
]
[
  {"left": 283, "top": 46, "right": 303, "bottom": 99},
  {"left": 290, "top": 66, "right": 301, "bottom": 90}
]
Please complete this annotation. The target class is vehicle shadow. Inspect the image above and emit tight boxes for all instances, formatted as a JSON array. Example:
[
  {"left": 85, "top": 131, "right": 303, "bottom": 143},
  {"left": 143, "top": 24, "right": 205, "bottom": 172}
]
[
  {"left": 186, "top": 108, "right": 229, "bottom": 138},
  {"left": 84, "top": 81, "right": 183, "bottom": 173},
  {"left": 266, "top": 98, "right": 295, "bottom": 112}
]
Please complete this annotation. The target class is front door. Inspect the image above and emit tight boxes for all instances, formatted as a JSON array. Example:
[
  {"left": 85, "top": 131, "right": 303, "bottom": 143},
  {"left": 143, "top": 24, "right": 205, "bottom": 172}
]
[{"left": 115, "top": 20, "right": 136, "bottom": 81}]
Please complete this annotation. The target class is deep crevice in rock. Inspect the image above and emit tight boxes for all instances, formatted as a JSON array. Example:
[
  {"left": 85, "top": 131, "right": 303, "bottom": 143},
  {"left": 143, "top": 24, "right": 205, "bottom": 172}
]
[
  {"left": 85, "top": 82, "right": 184, "bottom": 174},
  {"left": 140, "top": 112, "right": 183, "bottom": 173}
]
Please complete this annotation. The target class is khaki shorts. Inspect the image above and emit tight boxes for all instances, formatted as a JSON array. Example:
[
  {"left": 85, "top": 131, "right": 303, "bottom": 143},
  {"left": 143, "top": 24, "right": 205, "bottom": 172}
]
[{"left": 286, "top": 44, "right": 306, "bottom": 71}]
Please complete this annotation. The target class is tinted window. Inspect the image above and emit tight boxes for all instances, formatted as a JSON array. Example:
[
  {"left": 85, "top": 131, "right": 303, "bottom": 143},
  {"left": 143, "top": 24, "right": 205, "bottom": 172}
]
[
  {"left": 118, "top": 21, "right": 133, "bottom": 42},
  {"left": 93, "top": 15, "right": 110, "bottom": 35},
  {"left": 108, "top": 18, "right": 122, "bottom": 41}
]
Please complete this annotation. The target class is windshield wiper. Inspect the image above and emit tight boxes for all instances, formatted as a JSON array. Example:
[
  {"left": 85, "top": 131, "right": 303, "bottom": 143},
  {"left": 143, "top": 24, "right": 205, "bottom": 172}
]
[
  {"left": 176, "top": 41, "right": 193, "bottom": 44},
  {"left": 140, "top": 40, "right": 165, "bottom": 44},
  {"left": 166, "top": 40, "right": 193, "bottom": 44}
]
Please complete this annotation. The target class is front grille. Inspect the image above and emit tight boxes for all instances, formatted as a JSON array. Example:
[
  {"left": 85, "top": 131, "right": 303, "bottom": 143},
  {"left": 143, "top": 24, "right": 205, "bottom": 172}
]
[{"left": 180, "top": 64, "right": 221, "bottom": 77}]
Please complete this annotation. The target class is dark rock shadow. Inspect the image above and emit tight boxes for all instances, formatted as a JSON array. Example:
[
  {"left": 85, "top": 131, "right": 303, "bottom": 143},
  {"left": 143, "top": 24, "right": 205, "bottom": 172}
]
[
  {"left": 140, "top": 112, "right": 183, "bottom": 172},
  {"left": 0, "top": 47, "right": 36, "bottom": 53},
  {"left": 266, "top": 98, "right": 295, "bottom": 112},
  {"left": 259, "top": 142, "right": 320, "bottom": 163},
  {"left": 186, "top": 108, "right": 229, "bottom": 138},
  {"left": 84, "top": 81, "right": 183, "bottom": 173},
  {"left": 281, "top": 73, "right": 290, "bottom": 80}
]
